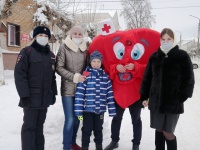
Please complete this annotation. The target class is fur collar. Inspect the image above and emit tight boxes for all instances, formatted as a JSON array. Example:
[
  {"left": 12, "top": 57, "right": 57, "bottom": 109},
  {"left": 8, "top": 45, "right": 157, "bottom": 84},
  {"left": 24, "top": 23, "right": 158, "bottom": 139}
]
[
  {"left": 63, "top": 35, "right": 87, "bottom": 52},
  {"left": 31, "top": 40, "right": 50, "bottom": 54}
]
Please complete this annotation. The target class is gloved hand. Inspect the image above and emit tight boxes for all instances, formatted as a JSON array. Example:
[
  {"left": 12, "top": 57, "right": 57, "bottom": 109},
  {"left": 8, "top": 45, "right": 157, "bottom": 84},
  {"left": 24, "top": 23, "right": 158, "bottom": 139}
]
[
  {"left": 20, "top": 97, "right": 30, "bottom": 109},
  {"left": 78, "top": 116, "right": 83, "bottom": 121},
  {"left": 178, "top": 92, "right": 188, "bottom": 103}
]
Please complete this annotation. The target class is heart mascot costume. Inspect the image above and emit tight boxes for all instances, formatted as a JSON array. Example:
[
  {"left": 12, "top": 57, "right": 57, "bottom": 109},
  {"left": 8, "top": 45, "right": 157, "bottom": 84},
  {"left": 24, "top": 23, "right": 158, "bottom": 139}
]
[
  {"left": 88, "top": 19, "right": 160, "bottom": 149},
  {"left": 89, "top": 19, "right": 160, "bottom": 108}
]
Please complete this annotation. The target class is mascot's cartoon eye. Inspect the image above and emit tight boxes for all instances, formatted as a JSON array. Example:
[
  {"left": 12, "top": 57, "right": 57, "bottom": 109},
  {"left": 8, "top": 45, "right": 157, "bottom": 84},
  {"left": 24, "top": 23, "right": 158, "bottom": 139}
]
[
  {"left": 113, "top": 42, "right": 125, "bottom": 60},
  {"left": 131, "top": 43, "right": 144, "bottom": 60}
]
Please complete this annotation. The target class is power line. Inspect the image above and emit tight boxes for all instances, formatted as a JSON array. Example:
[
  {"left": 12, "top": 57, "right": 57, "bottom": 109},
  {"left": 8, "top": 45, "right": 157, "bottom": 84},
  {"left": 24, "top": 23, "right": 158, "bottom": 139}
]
[
  {"left": 153, "top": 6, "right": 200, "bottom": 9},
  {"left": 57, "top": 0, "right": 181, "bottom": 3},
  {"left": 65, "top": 5, "right": 200, "bottom": 11}
]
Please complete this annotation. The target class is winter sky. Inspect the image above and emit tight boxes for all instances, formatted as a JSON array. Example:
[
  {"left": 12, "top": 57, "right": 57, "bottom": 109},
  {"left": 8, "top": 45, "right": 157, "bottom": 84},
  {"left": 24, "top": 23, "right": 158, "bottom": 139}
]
[{"left": 61, "top": 0, "right": 200, "bottom": 41}]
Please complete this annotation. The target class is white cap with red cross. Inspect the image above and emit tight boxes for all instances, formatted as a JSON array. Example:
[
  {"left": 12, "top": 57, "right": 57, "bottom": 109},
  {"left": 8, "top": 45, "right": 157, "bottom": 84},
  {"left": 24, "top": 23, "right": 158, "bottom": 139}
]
[{"left": 97, "top": 18, "right": 116, "bottom": 36}]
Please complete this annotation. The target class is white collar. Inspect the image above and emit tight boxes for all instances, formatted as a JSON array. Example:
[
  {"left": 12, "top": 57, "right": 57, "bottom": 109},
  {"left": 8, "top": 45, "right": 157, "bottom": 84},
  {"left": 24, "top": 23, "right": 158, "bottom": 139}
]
[{"left": 63, "top": 35, "right": 87, "bottom": 52}]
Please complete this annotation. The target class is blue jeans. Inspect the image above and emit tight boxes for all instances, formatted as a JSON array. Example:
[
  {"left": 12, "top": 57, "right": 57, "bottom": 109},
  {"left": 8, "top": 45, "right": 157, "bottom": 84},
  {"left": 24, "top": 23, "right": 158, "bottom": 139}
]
[{"left": 62, "top": 96, "right": 80, "bottom": 150}]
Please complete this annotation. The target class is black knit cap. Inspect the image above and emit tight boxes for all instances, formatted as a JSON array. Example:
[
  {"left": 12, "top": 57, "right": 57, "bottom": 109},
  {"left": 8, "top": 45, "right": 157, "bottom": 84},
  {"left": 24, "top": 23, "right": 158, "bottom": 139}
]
[
  {"left": 33, "top": 26, "right": 51, "bottom": 39},
  {"left": 90, "top": 50, "right": 103, "bottom": 62}
]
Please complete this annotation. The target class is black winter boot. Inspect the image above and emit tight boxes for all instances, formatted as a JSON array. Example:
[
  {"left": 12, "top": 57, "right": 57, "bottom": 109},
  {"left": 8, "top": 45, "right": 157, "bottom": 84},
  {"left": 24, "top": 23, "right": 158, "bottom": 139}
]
[
  {"left": 104, "top": 141, "right": 118, "bottom": 150},
  {"left": 96, "top": 144, "right": 103, "bottom": 150},
  {"left": 155, "top": 130, "right": 165, "bottom": 150},
  {"left": 166, "top": 137, "right": 177, "bottom": 150},
  {"left": 132, "top": 144, "right": 139, "bottom": 150},
  {"left": 81, "top": 147, "right": 89, "bottom": 150}
]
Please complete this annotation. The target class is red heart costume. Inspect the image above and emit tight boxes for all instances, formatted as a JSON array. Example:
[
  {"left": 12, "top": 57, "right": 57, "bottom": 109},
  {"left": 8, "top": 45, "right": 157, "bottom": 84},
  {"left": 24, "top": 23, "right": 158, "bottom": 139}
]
[{"left": 89, "top": 21, "right": 160, "bottom": 109}]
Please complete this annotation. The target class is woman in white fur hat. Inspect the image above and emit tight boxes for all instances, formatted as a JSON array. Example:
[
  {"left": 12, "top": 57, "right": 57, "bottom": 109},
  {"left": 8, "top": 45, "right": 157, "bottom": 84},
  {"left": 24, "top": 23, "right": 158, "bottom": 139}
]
[{"left": 56, "top": 25, "right": 88, "bottom": 150}]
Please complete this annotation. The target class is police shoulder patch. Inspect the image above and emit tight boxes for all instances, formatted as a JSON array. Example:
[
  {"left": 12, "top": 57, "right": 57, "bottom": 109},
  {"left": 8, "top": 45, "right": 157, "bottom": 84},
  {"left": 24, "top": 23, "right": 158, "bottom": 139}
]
[{"left": 16, "top": 54, "right": 23, "bottom": 63}]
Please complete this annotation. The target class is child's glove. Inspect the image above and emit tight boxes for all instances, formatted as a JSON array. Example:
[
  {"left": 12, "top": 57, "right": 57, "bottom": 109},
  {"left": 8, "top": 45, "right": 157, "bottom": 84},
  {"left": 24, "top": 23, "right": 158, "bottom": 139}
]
[{"left": 78, "top": 116, "right": 83, "bottom": 121}]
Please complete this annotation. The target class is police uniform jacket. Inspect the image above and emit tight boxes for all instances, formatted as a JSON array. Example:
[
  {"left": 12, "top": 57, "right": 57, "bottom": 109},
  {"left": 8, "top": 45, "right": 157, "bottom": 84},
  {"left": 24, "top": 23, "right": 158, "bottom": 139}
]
[
  {"left": 14, "top": 41, "right": 57, "bottom": 109},
  {"left": 140, "top": 45, "right": 195, "bottom": 114}
]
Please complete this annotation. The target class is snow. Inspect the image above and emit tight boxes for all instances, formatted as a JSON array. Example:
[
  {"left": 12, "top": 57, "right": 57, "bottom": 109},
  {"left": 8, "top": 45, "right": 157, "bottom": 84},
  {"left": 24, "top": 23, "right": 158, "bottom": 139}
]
[
  {"left": 0, "top": 69, "right": 200, "bottom": 150},
  {"left": 33, "top": 4, "right": 49, "bottom": 25},
  {"left": 37, "top": 0, "right": 57, "bottom": 10}
]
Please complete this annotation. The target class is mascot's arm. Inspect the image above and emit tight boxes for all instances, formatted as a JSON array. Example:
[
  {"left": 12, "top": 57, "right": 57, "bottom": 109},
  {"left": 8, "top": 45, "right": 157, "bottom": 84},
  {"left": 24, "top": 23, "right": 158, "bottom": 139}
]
[
  {"left": 131, "top": 61, "right": 146, "bottom": 78},
  {"left": 108, "top": 62, "right": 146, "bottom": 80},
  {"left": 108, "top": 63, "right": 118, "bottom": 80}
]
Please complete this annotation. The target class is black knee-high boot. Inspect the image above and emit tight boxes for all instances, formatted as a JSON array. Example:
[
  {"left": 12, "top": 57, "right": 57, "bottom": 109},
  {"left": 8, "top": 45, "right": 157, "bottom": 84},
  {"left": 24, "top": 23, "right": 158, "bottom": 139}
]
[
  {"left": 155, "top": 130, "right": 165, "bottom": 150},
  {"left": 166, "top": 137, "right": 177, "bottom": 150}
]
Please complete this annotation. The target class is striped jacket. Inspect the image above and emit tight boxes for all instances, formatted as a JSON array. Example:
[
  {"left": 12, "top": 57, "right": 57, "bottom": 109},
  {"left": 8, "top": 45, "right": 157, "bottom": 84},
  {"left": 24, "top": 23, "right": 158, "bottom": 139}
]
[{"left": 74, "top": 67, "right": 116, "bottom": 116}]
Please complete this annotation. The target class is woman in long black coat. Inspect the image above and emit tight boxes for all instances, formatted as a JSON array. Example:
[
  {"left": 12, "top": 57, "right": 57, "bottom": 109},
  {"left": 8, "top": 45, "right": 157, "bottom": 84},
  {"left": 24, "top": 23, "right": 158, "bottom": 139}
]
[{"left": 140, "top": 28, "right": 195, "bottom": 150}]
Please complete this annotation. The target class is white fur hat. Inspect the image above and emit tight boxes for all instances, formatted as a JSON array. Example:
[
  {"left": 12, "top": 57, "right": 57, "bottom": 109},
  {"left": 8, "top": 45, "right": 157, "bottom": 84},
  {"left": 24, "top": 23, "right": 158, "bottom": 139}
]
[{"left": 69, "top": 25, "right": 84, "bottom": 36}]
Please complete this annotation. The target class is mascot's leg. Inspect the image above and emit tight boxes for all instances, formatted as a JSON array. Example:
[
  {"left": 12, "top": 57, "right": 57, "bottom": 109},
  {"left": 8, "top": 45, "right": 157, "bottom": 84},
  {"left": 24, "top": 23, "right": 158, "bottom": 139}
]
[
  {"left": 104, "top": 103, "right": 125, "bottom": 150},
  {"left": 129, "top": 100, "right": 142, "bottom": 150}
]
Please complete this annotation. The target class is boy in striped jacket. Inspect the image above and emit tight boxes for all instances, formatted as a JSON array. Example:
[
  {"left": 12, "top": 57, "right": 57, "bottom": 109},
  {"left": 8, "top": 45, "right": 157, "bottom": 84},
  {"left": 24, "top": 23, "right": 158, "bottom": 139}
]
[{"left": 74, "top": 50, "right": 116, "bottom": 150}]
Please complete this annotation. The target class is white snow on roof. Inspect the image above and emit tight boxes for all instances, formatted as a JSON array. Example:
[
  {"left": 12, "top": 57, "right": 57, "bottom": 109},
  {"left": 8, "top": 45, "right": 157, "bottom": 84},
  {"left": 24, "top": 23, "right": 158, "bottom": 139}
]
[
  {"left": 33, "top": 5, "right": 49, "bottom": 25},
  {"left": 0, "top": 0, "right": 5, "bottom": 13},
  {"left": 37, "top": 0, "right": 57, "bottom": 11},
  {"left": 0, "top": 0, "right": 5, "bottom": 7}
]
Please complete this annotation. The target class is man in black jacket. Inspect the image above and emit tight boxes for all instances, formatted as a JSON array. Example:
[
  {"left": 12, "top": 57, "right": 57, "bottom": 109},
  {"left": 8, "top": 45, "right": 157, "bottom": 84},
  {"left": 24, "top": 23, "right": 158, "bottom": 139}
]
[{"left": 14, "top": 26, "right": 57, "bottom": 150}]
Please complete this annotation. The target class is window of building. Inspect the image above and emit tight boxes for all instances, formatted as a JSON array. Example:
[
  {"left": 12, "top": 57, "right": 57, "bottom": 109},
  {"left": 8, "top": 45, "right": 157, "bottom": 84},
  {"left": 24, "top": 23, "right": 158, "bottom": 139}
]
[{"left": 7, "top": 23, "right": 20, "bottom": 47}]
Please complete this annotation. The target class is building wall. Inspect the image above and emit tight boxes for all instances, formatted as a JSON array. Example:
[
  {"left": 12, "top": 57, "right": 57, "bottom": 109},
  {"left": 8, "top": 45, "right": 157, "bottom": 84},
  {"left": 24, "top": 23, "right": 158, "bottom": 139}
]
[
  {"left": 0, "top": 33, "right": 7, "bottom": 48},
  {"left": 75, "top": 12, "right": 121, "bottom": 30},
  {"left": 2, "top": 52, "right": 18, "bottom": 70},
  {"left": 1, "top": 0, "right": 36, "bottom": 52}
]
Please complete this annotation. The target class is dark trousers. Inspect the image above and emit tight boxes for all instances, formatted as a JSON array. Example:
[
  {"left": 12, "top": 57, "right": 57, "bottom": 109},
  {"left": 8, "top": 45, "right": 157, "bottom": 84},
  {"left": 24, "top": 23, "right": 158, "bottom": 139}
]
[
  {"left": 81, "top": 112, "right": 104, "bottom": 147},
  {"left": 21, "top": 108, "right": 47, "bottom": 150},
  {"left": 111, "top": 101, "right": 142, "bottom": 145}
]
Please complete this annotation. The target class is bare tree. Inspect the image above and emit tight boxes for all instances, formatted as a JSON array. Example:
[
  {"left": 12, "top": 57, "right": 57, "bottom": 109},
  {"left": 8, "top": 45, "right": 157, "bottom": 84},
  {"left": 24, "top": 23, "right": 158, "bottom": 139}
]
[
  {"left": 120, "top": 0, "right": 155, "bottom": 29},
  {"left": 41, "top": 1, "right": 104, "bottom": 40},
  {"left": 72, "top": 1, "right": 98, "bottom": 40},
  {"left": 47, "top": 0, "right": 98, "bottom": 39}
]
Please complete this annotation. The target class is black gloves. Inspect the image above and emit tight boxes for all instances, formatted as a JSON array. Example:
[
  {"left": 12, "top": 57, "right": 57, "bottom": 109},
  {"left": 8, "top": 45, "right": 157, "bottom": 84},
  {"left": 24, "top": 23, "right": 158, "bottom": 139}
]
[
  {"left": 20, "top": 97, "right": 30, "bottom": 109},
  {"left": 178, "top": 92, "right": 188, "bottom": 103}
]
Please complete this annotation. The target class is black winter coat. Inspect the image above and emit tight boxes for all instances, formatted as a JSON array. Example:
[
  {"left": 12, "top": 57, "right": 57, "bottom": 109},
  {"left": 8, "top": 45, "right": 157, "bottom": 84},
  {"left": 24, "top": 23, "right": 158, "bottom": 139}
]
[
  {"left": 140, "top": 46, "right": 194, "bottom": 114},
  {"left": 14, "top": 41, "right": 57, "bottom": 109}
]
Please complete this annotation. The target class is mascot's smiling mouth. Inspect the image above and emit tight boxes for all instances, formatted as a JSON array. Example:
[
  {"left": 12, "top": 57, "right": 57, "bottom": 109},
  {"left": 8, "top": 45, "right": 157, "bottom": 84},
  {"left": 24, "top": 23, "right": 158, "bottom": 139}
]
[{"left": 118, "top": 72, "right": 132, "bottom": 82}]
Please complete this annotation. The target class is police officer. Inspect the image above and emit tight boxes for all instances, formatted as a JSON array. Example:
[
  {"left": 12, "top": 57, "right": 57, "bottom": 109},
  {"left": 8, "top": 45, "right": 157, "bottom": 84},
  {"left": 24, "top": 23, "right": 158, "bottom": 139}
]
[{"left": 14, "top": 26, "right": 57, "bottom": 150}]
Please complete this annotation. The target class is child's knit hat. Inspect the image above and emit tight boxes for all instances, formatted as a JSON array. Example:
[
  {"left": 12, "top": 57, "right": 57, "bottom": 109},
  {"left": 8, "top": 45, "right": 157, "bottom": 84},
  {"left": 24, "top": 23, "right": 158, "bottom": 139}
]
[{"left": 90, "top": 50, "right": 103, "bottom": 62}]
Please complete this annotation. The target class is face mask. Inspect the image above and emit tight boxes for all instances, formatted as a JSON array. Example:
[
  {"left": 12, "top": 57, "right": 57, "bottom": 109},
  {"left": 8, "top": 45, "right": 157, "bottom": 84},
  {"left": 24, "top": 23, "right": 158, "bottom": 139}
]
[
  {"left": 72, "top": 38, "right": 83, "bottom": 45},
  {"left": 161, "top": 41, "right": 173, "bottom": 51},
  {"left": 36, "top": 37, "right": 49, "bottom": 46}
]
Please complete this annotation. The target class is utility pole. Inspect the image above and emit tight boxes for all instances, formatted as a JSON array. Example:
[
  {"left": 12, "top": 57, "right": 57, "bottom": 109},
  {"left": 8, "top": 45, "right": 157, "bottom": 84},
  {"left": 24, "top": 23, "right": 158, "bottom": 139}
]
[
  {"left": 190, "top": 15, "right": 200, "bottom": 55},
  {"left": 175, "top": 30, "right": 182, "bottom": 48}
]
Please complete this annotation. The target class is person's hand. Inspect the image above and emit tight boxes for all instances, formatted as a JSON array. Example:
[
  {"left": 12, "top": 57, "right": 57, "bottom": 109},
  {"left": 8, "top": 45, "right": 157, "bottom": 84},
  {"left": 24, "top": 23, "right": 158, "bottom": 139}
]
[
  {"left": 116, "top": 64, "right": 126, "bottom": 73},
  {"left": 78, "top": 116, "right": 83, "bottom": 121},
  {"left": 142, "top": 100, "right": 149, "bottom": 107},
  {"left": 21, "top": 97, "right": 30, "bottom": 109},
  {"left": 124, "top": 63, "right": 134, "bottom": 70},
  {"left": 78, "top": 75, "right": 86, "bottom": 83}
]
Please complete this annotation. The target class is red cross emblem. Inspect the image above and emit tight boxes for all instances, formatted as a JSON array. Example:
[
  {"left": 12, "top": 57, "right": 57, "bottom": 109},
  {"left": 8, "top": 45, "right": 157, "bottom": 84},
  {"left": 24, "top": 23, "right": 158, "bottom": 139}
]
[{"left": 102, "top": 24, "right": 111, "bottom": 33}]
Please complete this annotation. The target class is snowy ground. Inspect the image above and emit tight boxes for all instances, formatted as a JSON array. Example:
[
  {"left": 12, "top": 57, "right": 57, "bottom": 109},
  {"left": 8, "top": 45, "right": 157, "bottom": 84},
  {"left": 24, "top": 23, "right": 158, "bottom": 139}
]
[{"left": 0, "top": 69, "right": 200, "bottom": 150}]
